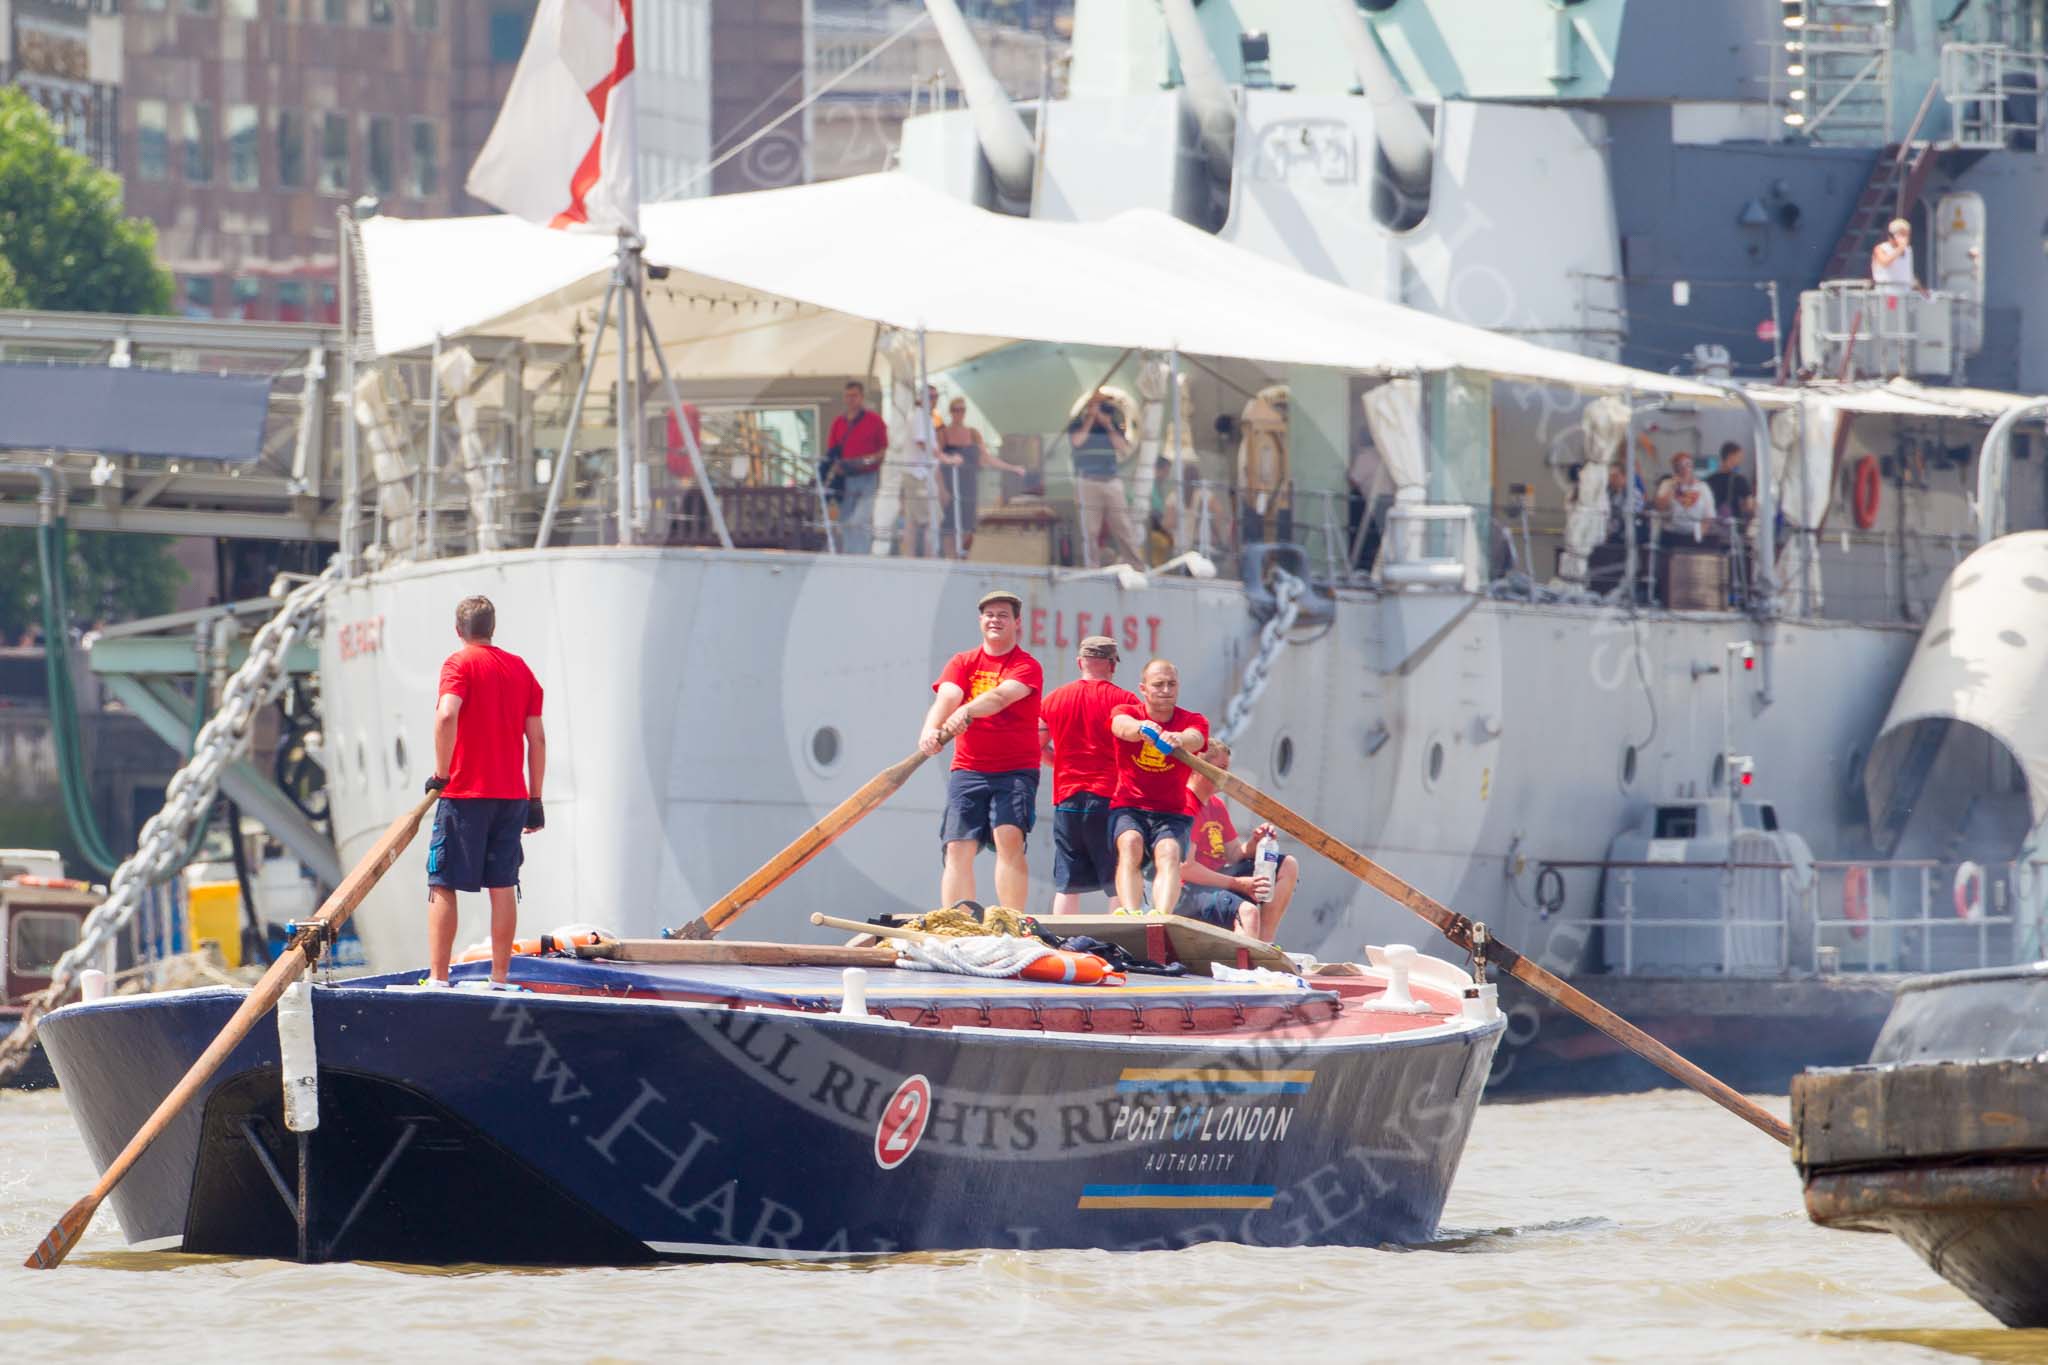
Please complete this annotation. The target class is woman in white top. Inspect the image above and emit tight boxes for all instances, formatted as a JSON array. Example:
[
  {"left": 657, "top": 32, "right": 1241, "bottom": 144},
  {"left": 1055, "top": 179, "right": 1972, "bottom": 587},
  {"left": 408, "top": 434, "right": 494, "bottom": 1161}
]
[{"left": 1871, "top": 218, "right": 1921, "bottom": 294}]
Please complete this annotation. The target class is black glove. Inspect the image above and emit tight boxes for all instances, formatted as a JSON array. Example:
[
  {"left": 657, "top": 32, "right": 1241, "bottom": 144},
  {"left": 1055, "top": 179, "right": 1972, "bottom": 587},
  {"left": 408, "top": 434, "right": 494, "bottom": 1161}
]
[
  {"left": 424, "top": 774, "right": 449, "bottom": 795},
  {"left": 524, "top": 798, "right": 545, "bottom": 833}
]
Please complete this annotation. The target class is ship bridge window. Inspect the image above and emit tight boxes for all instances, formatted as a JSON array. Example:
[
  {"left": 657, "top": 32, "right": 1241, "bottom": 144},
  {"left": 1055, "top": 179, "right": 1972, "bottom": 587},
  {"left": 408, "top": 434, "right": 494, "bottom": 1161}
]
[
  {"left": 9, "top": 911, "right": 83, "bottom": 977},
  {"left": 1739, "top": 803, "right": 1780, "bottom": 832},
  {"left": 1653, "top": 806, "right": 1699, "bottom": 840}
]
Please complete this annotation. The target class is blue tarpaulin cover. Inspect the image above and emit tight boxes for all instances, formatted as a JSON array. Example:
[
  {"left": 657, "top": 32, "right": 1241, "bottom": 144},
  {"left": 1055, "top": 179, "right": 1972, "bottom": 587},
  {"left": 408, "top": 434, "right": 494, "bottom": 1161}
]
[{"left": 0, "top": 363, "right": 272, "bottom": 462}]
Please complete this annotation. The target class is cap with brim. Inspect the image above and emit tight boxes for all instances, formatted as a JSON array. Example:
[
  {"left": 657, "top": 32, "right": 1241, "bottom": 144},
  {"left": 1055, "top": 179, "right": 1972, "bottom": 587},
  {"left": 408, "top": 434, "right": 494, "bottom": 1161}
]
[
  {"left": 977, "top": 589, "right": 1024, "bottom": 613},
  {"left": 1078, "top": 635, "right": 1120, "bottom": 659}
]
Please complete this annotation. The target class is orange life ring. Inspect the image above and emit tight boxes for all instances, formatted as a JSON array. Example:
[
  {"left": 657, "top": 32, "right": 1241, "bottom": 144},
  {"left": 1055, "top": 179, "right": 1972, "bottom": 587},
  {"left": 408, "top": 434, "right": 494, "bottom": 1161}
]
[
  {"left": 1954, "top": 861, "right": 1985, "bottom": 920},
  {"left": 1842, "top": 865, "right": 1871, "bottom": 941},
  {"left": 1851, "top": 455, "right": 1881, "bottom": 530},
  {"left": 1018, "top": 950, "right": 1120, "bottom": 985}
]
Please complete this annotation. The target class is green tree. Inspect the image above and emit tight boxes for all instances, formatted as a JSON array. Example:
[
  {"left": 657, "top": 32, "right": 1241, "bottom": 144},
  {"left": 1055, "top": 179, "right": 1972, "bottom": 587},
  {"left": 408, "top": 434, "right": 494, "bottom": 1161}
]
[
  {"left": 0, "top": 528, "right": 185, "bottom": 643},
  {"left": 0, "top": 87, "right": 172, "bottom": 314}
]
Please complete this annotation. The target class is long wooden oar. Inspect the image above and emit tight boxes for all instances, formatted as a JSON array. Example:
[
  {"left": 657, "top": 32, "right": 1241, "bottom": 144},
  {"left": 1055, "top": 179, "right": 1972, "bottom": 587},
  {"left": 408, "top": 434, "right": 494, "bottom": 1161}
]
[
  {"left": 1171, "top": 748, "right": 1792, "bottom": 1146},
  {"left": 668, "top": 747, "right": 937, "bottom": 941},
  {"left": 25, "top": 790, "right": 439, "bottom": 1270}
]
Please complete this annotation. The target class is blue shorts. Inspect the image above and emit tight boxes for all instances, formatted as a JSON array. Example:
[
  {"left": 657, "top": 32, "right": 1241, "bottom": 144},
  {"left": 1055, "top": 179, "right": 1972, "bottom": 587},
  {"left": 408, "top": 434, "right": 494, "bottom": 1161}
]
[
  {"left": 940, "top": 768, "right": 1038, "bottom": 850},
  {"left": 426, "top": 797, "right": 527, "bottom": 892},
  {"left": 1052, "top": 793, "right": 1116, "bottom": 893},
  {"left": 1110, "top": 808, "right": 1194, "bottom": 859},
  {"left": 1179, "top": 884, "right": 1247, "bottom": 930}
]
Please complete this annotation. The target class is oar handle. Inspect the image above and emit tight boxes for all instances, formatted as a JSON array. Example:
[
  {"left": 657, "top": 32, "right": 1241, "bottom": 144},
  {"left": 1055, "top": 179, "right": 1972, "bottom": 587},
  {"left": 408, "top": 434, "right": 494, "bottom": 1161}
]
[
  {"left": 1167, "top": 747, "right": 1792, "bottom": 1147},
  {"left": 810, "top": 911, "right": 939, "bottom": 944}
]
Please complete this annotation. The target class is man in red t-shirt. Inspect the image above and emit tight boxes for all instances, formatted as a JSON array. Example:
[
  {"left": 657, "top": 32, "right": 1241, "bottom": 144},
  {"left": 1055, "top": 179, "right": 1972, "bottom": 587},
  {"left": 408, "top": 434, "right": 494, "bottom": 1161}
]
[
  {"left": 1107, "top": 658, "right": 1207, "bottom": 915},
  {"left": 919, "top": 589, "right": 1043, "bottom": 909},
  {"left": 1179, "top": 739, "right": 1300, "bottom": 941},
  {"left": 825, "top": 380, "right": 888, "bottom": 554},
  {"left": 1038, "top": 635, "right": 1137, "bottom": 915},
  {"left": 424, "top": 595, "right": 545, "bottom": 984}
]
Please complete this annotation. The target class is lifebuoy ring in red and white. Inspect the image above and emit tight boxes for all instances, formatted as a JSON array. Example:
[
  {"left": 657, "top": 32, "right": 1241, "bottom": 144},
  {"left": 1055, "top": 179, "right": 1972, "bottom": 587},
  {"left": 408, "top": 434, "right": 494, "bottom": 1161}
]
[
  {"left": 1954, "top": 860, "right": 1985, "bottom": 920},
  {"left": 1842, "top": 865, "right": 1871, "bottom": 941},
  {"left": 1851, "top": 455, "right": 1882, "bottom": 530}
]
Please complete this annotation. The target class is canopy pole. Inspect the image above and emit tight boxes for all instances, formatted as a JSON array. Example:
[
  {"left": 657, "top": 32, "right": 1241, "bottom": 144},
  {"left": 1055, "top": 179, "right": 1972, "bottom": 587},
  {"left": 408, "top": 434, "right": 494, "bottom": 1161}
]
[
  {"left": 1622, "top": 387, "right": 1638, "bottom": 607},
  {"left": 1169, "top": 348, "right": 1186, "bottom": 554},
  {"left": 1975, "top": 397, "right": 2048, "bottom": 547},
  {"left": 338, "top": 212, "right": 359, "bottom": 576},
  {"left": 616, "top": 238, "right": 638, "bottom": 546},
  {"left": 422, "top": 333, "right": 441, "bottom": 561},
  {"left": 533, "top": 272, "right": 622, "bottom": 550},
  {"left": 639, "top": 286, "right": 733, "bottom": 551},
  {"left": 1707, "top": 379, "right": 1778, "bottom": 616}
]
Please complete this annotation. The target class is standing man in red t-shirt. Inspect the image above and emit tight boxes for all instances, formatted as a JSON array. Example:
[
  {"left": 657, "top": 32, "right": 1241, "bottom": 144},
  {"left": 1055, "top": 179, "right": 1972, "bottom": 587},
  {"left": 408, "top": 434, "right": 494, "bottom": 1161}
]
[
  {"left": 1179, "top": 739, "right": 1300, "bottom": 941},
  {"left": 919, "top": 589, "right": 1043, "bottom": 909},
  {"left": 1038, "top": 635, "right": 1136, "bottom": 915},
  {"left": 424, "top": 595, "right": 545, "bottom": 985},
  {"left": 825, "top": 380, "right": 888, "bottom": 555},
  {"left": 1107, "top": 658, "right": 1207, "bottom": 915}
]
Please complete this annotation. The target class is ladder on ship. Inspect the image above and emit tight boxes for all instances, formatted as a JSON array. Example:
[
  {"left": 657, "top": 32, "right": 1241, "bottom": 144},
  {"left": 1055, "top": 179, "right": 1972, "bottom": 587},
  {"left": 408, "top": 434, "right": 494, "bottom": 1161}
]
[
  {"left": 1820, "top": 137, "right": 1939, "bottom": 281},
  {"left": 1783, "top": 0, "right": 1895, "bottom": 144}
]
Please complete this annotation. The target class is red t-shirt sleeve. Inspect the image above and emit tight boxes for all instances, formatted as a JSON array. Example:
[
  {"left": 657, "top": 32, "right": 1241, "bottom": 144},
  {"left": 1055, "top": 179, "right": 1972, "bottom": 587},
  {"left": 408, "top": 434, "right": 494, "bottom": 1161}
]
[
  {"left": 526, "top": 665, "right": 544, "bottom": 717},
  {"left": 933, "top": 650, "right": 970, "bottom": 696},
  {"left": 1009, "top": 651, "right": 1043, "bottom": 695},
  {"left": 438, "top": 652, "right": 469, "bottom": 700}
]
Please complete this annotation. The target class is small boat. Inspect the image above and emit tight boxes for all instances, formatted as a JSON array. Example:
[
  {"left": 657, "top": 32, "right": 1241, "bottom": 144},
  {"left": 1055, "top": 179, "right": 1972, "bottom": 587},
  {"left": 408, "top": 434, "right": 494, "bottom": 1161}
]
[
  {"left": 38, "top": 914, "right": 1502, "bottom": 1264},
  {"left": 0, "top": 853, "right": 101, "bottom": 1091},
  {"left": 1791, "top": 963, "right": 2048, "bottom": 1327}
]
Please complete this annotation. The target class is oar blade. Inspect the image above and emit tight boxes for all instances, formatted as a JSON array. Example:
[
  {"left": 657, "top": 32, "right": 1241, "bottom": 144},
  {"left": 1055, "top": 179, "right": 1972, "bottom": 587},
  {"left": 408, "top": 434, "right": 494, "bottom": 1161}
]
[{"left": 24, "top": 1195, "right": 99, "bottom": 1270}]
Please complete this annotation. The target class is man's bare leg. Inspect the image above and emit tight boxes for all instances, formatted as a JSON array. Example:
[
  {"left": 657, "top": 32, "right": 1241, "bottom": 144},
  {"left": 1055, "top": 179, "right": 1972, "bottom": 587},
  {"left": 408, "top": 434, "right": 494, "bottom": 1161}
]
[
  {"left": 486, "top": 885, "right": 518, "bottom": 983},
  {"left": 1051, "top": 891, "right": 1080, "bottom": 916},
  {"left": 1113, "top": 831, "right": 1147, "bottom": 912},
  {"left": 991, "top": 824, "right": 1028, "bottom": 908},
  {"left": 427, "top": 887, "right": 459, "bottom": 982},
  {"left": 941, "top": 840, "right": 979, "bottom": 907},
  {"left": 1151, "top": 839, "right": 1185, "bottom": 915}
]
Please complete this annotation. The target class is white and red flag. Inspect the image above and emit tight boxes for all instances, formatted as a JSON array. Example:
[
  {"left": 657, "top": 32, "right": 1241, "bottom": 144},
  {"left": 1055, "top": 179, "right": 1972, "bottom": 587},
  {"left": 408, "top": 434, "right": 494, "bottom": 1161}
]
[{"left": 466, "top": 0, "right": 640, "bottom": 233}]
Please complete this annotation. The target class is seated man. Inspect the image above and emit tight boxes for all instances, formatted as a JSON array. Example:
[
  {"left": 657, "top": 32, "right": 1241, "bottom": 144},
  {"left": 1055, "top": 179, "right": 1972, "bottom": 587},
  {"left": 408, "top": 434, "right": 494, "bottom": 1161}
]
[
  {"left": 1654, "top": 452, "right": 1718, "bottom": 542},
  {"left": 1177, "top": 740, "right": 1299, "bottom": 942}
]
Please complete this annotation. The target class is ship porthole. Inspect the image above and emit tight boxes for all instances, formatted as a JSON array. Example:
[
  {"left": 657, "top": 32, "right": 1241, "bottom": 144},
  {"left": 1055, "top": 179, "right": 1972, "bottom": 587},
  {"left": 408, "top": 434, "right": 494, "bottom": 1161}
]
[
  {"left": 393, "top": 734, "right": 408, "bottom": 774},
  {"left": 1425, "top": 738, "right": 1445, "bottom": 789},
  {"left": 1621, "top": 744, "right": 1638, "bottom": 790},
  {"left": 809, "top": 726, "right": 843, "bottom": 774},
  {"left": 355, "top": 737, "right": 369, "bottom": 789},
  {"left": 1711, "top": 752, "right": 1727, "bottom": 792},
  {"left": 1273, "top": 735, "right": 1295, "bottom": 782}
]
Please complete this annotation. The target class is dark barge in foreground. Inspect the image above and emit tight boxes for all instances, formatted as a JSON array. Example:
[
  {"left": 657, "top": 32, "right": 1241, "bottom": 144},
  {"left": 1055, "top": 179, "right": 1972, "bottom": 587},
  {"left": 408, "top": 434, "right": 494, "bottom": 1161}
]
[
  {"left": 40, "top": 917, "right": 1503, "bottom": 1264},
  {"left": 1792, "top": 962, "right": 2048, "bottom": 1327}
]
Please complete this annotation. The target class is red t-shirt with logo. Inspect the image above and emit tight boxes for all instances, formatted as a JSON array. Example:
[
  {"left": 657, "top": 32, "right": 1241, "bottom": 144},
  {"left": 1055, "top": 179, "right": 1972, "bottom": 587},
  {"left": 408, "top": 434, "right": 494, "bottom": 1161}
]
[
  {"left": 1111, "top": 703, "right": 1209, "bottom": 812},
  {"left": 828, "top": 407, "right": 888, "bottom": 474},
  {"left": 1190, "top": 793, "right": 1238, "bottom": 870},
  {"left": 438, "top": 644, "right": 544, "bottom": 799},
  {"left": 1039, "top": 677, "right": 1138, "bottom": 804},
  {"left": 935, "top": 645, "right": 1043, "bottom": 772}
]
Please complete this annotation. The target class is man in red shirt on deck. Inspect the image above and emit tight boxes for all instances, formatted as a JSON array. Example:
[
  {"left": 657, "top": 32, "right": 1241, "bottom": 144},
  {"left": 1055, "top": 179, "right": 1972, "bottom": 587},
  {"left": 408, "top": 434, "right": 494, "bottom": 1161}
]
[
  {"left": 825, "top": 380, "right": 888, "bottom": 554},
  {"left": 1107, "top": 658, "right": 1207, "bottom": 915},
  {"left": 920, "top": 589, "right": 1043, "bottom": 909},
  {"left": 1038, "top": 635, "right": 1137, "bottom": 915},
  {"left": 1180, "top": 739, "right": 1300, "bottom": 941},
  {"left": 424, "top": 595, "right": 546, "bottom": 985}
]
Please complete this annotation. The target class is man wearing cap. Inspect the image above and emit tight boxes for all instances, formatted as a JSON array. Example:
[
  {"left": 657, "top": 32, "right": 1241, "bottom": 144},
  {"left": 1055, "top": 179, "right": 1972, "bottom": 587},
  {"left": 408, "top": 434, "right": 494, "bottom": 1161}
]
[
  {"left": 1038, "top": 635, "right": 1137, "bottom": 915},
  {"left": 920, "top": 589, "right": 1044, "bottom": 909},
  {"left": 1107, "top": 658, "right": 1207, "bottom": 915}
]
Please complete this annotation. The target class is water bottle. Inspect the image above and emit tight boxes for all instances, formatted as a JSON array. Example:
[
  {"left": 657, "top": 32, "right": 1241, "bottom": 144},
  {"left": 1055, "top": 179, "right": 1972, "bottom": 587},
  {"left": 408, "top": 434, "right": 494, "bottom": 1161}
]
[{"left": 1253, "top": 833, "right": 1279, "bottom": 904}]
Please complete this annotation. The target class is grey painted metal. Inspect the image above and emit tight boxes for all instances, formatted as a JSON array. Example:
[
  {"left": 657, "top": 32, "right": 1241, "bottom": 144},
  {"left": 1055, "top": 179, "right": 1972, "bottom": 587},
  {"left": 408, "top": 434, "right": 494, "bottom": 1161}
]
[
  {"left": 1158, "top": 0, "right": 1237, "bottom": 181},
  {"left": 1321, "top": 0, "right": 1433, "bottom": 191},
  {"left": 1974, "top": 397, "right": 2048, "bottom": 546},
  {"left": 920, "top": 0, "right": 1036, "bottom": 201},
  {"left": 0, "top": 501, "right": 337, "bottom": 540},
  {"left": 0, "top": 460, "right": 64, "bottom": 523}
]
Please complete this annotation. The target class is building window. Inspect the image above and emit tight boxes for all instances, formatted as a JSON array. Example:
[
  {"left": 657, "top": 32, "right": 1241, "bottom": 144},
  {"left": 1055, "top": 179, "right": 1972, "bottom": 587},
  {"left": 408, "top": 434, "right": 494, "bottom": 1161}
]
[
  {"left": 277, "top": 110, "right": 306, "bottom": 188},
  {"left": 318, "top": 282, "right": 338, "bottom": 323},
  {"left": 277, "top": 280, "right": 309, "bottom": 322},
  {"left": 9, "top": 911, "right": 82, "bottom": 977},
  {"left": 413, "top": 0, "right": 437, "bottom": 28},
  {"left": 227, "top": 105, "right": 260, "bottom": 188},
  {"left": 184, "top": 0, "right": 214, "bottom": 12},
  {"left": 319, "top": 111, "right": 348, "bottom": 191},
  {"left": 366, "top": 115, "right": 393, "bottom": 195},
  {"left": 182, "top": 276, "right": 216, "bottom": 319},
  {"left": 227, "top": 0, "right": 260, "bottom": 16},
  {"left": 230, "top": 277, "right": 262, "bottom": 320},
  {"left": 181, "top": 104, "right": 214, "bottom": 183},
  {"left": 137, "top": 100, "right": 169, "bottom": 181},
  {"left": 489, "top": 4, "right": 530, "bottom": 62},
  {"left": 322, "top": 0, "right": 347, "bottom": 22},
  {"left": 409, "top": 119, "right": 438, "bottom": 197},
  {"left": 367, "top": 0, "right": 392, "bottom": 24}
]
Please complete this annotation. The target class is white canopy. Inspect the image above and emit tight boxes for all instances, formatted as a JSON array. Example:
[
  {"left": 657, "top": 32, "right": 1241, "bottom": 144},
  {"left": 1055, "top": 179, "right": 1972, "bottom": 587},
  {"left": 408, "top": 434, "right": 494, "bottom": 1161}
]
[{"left": 360, "top": 172, "right": 1723, "bottom": 397}]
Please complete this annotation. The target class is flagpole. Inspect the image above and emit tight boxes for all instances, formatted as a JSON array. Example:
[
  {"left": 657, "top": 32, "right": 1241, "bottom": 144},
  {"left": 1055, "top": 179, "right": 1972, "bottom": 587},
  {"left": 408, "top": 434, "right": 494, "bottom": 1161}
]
[
  {"left": 637, "top": 278, "right": 734, "bottom": 551},
  {"left": 615, "top": 234, "right": 638, "bottom": 546}
]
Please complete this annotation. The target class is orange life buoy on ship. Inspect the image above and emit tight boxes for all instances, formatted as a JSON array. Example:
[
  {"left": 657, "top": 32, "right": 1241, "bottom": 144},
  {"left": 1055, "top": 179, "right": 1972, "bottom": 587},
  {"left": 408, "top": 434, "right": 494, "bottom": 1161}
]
[
  {"left": 1018, "top": 950, "right": 1119, "bottom": 986},
  {"left": 1842, "top": 865, "right": 1871, "bottom": 941},
  {"left": 1954, "top": 861, "right": 1985, "bottom": 920},
  {"left": 1851, "top": 455, "right": 1882, "bottom": 530}
]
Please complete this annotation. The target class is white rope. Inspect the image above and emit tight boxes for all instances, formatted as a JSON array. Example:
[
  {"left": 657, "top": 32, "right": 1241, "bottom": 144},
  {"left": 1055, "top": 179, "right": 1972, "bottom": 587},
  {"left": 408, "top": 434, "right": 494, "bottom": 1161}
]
[{"left": 895, "top": 934, "right": 1054, "bottom": 978}]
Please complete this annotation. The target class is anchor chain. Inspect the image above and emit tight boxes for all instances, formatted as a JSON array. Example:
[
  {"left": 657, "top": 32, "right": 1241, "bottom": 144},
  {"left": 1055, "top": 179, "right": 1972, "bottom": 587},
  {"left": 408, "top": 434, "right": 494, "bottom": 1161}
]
[
  {"left": 0, "top": 564, "right": 340, "bottom": 1082},
  {"left": 1216, "top": 567, "right": 1306, "bottom": 745}
]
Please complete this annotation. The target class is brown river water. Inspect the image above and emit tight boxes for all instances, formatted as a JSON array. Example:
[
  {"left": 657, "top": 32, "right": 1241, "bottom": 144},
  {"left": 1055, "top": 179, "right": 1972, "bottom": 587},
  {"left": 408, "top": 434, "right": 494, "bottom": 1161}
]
[{"left": 0, "top": 1086, "right": 2038, "bottom": 1364}]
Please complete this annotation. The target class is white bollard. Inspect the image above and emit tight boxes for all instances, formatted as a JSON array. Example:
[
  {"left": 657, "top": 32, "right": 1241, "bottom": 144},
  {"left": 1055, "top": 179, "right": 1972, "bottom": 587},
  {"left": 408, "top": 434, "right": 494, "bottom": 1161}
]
[
  {"left": 1366, "top": 943, "right": 1433, "bottom": 1014},
  {"left": 840, "top": 967, "right": 870, "bottom": 1018},
  {"left": 79, "top": 969, "right": 109, "bottom": 1002},
  {"left": 278, "top": 979, "right": 320, "bottom": 1132}
]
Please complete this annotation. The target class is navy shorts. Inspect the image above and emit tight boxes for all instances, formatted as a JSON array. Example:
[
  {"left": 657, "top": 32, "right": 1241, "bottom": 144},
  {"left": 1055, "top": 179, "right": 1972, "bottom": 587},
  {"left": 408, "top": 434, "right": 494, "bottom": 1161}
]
[
  {"left": 426, "top": 797, "right": 527, "bottom": 892},
  {"left": 1110, "top": 808, "right": 1194, "bottom": 858},
  {"left": 1052, "top": 793, "right": 1117, "bottom": 893},
  {"left": 940, "top": 768, "right": 1038, "bottom": 850},
  {"left": 1179, "top": 884, "right": 1247, "bottom": 930}
]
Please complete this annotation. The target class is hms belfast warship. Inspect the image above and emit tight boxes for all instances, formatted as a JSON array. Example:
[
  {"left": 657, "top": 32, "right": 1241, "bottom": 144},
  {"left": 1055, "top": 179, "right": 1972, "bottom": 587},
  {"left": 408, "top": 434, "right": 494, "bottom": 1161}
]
[{"left": 303, "top": 0, "right": 2048, "bottom": 1092}]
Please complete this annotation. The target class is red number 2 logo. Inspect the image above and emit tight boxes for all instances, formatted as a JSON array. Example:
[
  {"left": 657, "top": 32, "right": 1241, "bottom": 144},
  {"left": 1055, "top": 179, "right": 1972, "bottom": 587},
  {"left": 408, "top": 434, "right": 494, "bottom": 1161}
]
[{"left": 874, "top": 1075, "right": 932, "bottom": 1170}]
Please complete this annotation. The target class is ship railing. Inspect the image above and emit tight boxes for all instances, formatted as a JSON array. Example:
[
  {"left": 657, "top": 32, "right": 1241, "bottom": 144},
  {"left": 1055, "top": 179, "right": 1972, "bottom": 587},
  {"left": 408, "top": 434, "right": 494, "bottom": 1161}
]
[
  {"left": 1796, "top": 280, "right": 1965, "bottom": 383},
  {"left": 1941, "top": 42, "right": 2048, "bottom": 151},
  {"left": 1535, "top": 856, "right": 2041, "bottom": 978}
]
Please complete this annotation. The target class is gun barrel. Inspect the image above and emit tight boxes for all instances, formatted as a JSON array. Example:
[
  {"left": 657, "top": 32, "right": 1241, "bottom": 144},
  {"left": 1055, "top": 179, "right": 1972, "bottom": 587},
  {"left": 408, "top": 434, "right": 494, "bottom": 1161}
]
[
  {"left": 922, "top": 0, "right": 1037, "bottom": 202},
  {"left": 1325, "top": 0, "right": 1433, "bottom": 192}
]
